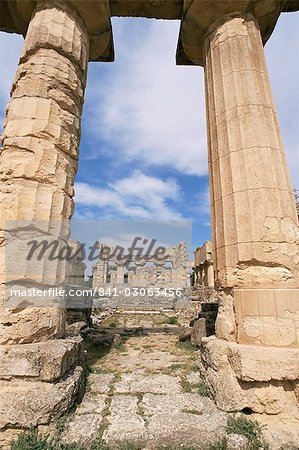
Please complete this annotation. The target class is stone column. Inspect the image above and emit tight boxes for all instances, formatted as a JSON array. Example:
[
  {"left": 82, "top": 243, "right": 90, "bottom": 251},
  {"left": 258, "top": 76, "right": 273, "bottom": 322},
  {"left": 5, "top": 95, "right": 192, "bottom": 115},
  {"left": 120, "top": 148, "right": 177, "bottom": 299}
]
[
  {"left": 0, "top": 1, "right": 89, "bottom": 344},
  {"left": 205, "top": 14, "right": 299, "bottom": 346},
  {"left": 207, "top": 264, "right": 214, "bottom": 288},
  {"left": 116, "top": 264, "right": 125, "bottom": 286}
]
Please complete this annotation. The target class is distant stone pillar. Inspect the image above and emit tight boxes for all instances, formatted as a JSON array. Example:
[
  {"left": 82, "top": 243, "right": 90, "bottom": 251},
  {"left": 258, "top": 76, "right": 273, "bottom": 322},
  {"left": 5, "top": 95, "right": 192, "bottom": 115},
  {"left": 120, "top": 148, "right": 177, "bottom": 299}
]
[
  {"left": 205, "top": 14, "right": 299, "bottom": 345},
  {"left": 116, "top": 265, "right": 125, "bottom": 286},
  {"left": 0, "top": 1, "right": 89, "bottom": 344},
  {"left": 109, "top": 267, "right": 117, "bottom": 286},
  {"left": 207, "top": 264, "right": 214, "bottom": 288}
]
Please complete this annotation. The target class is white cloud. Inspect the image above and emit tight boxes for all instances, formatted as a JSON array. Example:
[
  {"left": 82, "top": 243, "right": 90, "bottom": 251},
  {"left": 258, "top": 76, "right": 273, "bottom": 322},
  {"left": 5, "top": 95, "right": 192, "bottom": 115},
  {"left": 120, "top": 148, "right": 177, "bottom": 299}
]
[
  {"left": 74, "top": 171, "right": 183, "bottom": 220},
  {"left": 0, "top": 32, "right": 23, "bottom": 121},
  {"left": 265, "top": 13, "right": 299, "bottom": 188},
  {"left": 85, "top": 19, "right": 207, "bottom": 176}
]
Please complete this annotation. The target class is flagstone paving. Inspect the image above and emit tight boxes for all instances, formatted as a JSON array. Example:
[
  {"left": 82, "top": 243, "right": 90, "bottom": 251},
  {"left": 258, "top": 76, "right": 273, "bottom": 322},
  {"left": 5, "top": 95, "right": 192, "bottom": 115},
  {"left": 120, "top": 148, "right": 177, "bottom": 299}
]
[{"left": 61, "top": 312, "right": 229, "bottom": 449}]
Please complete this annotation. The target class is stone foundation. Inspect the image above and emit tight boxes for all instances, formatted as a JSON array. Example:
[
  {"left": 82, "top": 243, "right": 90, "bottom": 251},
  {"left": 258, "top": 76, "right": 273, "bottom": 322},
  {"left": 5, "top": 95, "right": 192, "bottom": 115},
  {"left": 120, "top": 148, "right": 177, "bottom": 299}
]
[
  {"left": 0, "top": 338, "right": 85, "bottom": 447},
  {"left": 200, "top": 336, "right": 299, "bottom": 446}
]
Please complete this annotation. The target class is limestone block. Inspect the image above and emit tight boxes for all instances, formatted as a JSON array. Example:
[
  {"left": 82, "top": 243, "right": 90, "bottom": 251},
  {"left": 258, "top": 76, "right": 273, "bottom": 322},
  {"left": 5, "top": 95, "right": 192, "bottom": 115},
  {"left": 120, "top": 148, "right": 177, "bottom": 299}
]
[
  {"left": 190, "top": 318, "right": 206, "bottom": 346},
  {"left": 0, "top": 138, "right": 77, "bottom": 196},
  {"left": 12, "top": 49, "right": 85, "bottom": 108},
  {"left": 0, "top": 179, "right": 73, "bottom": 223},
  {"left": 215, "top": 291, "right": 236, "bottom": 341},
  {"left": 0, "top": 338, "right": 82, "bottom": 381},
  {"left": 114, "top": 373, "right": 182, "bottom": 395},
  {"left": 0, "top": 306, "right": 65, "bottom": 345},
  {"left": 61, "top": 413, "right": 101, "bottom": 446},
  {"left": 200, "top": 337, "right": 299, "bottom": 414},
  {"left": 228, "top": 343, "right": 299, "bottom": 382},
  {"left": 21, "top": 3, "right": 89, "bottom": 71},
  {"left": 3, "top": 97, "right": 80, "bottom": 158},
  {"left": 226, "top": 434, "right": 248, "bottom": 450},
  {"left": 0, "top": 366, "right": 84, "bottom": 430},
  {"left": 234, "top": 289, "right": 299, "bottom": 346}
]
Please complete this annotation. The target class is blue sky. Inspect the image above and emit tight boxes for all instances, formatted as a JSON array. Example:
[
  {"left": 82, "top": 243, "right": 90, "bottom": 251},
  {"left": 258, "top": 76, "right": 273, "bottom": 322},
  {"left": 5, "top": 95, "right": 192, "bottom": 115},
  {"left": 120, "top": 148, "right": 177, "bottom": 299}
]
[{"left": 0, "top": 13, "right": 298, "bottom": 256}]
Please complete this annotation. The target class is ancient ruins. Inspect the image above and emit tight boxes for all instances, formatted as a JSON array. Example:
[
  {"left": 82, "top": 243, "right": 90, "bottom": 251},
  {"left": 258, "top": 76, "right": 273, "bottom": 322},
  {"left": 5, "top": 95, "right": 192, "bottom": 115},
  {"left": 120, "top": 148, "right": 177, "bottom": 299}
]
[
  {"left": 0, "top": 0, "right": 299, "bottom": 448},
  {"left": 193, "top": 241, "right": 214, "bottom": 289},
  {"left": 92, "top": 241, "right": 191, "bottom": 290}
]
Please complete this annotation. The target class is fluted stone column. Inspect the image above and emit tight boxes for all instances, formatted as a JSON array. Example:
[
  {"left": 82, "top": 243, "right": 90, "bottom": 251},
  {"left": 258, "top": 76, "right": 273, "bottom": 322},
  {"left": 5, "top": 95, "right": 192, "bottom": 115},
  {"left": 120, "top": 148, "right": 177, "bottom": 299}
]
[
  {"left": 0, "top": 1, "right": 89, "bottom": 344},
  {"left": 204, "top": 14, "right": 299, "bottom": 346}
]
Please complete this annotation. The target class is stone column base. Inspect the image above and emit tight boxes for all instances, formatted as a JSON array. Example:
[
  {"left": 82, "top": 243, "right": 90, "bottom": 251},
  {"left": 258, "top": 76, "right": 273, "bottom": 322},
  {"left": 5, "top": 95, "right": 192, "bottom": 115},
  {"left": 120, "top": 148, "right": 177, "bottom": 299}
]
[
  {"left": 200, "top": 336, "right": 299, "bottom": 450},
  {"left": 0, "top": 338, "right": 85, "bottom": 447},
  {"left": 200, "top": 336, "right": 299, "bottom": 446}
]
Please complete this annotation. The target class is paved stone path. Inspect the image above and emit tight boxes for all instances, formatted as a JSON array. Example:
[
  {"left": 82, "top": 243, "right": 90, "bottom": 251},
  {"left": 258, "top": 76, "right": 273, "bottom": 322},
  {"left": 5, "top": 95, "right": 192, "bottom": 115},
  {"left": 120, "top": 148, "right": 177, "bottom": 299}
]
[{"left": 61, "top": 312, "right": 229, "bottom": 449}]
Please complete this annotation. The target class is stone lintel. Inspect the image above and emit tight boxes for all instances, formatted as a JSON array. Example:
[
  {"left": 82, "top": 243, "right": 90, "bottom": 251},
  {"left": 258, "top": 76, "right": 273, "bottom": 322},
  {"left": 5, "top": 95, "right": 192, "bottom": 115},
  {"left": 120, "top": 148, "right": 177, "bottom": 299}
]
[{"left": 0, "top": 338, "right": 82, "bottom": 382}]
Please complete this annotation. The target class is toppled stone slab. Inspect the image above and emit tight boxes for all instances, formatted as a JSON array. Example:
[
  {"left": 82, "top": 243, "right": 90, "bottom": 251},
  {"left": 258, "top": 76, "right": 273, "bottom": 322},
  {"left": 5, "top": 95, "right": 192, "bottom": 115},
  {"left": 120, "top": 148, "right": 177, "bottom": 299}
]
[
  {"left": 190, "top": 318, "right": 206, "bottom": 346},
  {"left": 114, "top": 373, "right": 182, "bottom": 394},
  {"left": 0, "top": 338, "right": 82, "bottom": 382},
  {"left": 0, "top": 367, "right": 83, "bottom": 430}
]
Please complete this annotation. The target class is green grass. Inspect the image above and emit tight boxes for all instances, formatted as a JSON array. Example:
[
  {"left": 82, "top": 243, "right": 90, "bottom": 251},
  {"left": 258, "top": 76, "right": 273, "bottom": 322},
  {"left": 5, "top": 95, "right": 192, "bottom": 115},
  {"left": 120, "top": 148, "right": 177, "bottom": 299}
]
[
  {"left": 198, "top": 381, "right": 210, "bottom": 398},
  {"left": 226, "top": 415, "right": 268, "bottom": 450},
  {"left": 176, "top": 340, "right": 197, "bottom": 352},
  {"left": 180, "top": 379, "right": 193, "bottom": 393},
  {"left": 210, "top": 414, "right": 269, "bottom": 450},
  {"left": 162, "top": 316, "right": 178, "bottom": 325},
  {"left": 210, "top": 438, "right": 227, "bottom": 450},
  {"left": 11, "top": 427, "right": 84, "bottom": 450}
]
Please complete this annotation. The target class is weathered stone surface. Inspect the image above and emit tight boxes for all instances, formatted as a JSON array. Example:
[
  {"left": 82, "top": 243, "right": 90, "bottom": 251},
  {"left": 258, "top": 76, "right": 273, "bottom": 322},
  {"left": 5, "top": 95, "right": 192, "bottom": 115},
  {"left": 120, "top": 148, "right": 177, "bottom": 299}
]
[
  {"left": 61, "top": 413, "right": 101, "bottom": 446},
  {"left": 215, "top": 292, "right": 236, "bottom": 342},
  {"left": 226, "top": 433, "right": 248, "bottom": 450},
  {"left": 114, "top": 373, "right": 182, "bottom": 395},
  {"left": 88, "top": 373, "right": 114, "bottom": 394},
  {"left": 0, "top": 0, "right": 113, "bottom": 62},
  {"left": 0, "top": 366, "right": 84, "bottom": 430},
  {"left": 234, "top": 288, "right": 299, "bottom": 347},
  {"left": 75, "top": 394, "right": 107, "bottom": 416},
  {"left": 201, "top": 337, "right": 299, "bottom": 415},
  {"left": 104, "top": 395, "right": 146, "bottom": 446},
  {"left": 65, "top": 322, "right": 89, "bottom": 337},
  {"left": 141, "top": 393, "right": 216, "bottom": 416},
  {"left": 190, "top": 318, "right": 206, "bottom": 346},
  {"left": 228, "top": 343, "right": 299, "bottom": 382},
  {"left": 0, "top": 338, "right": 82, "bottom": 381},
  {"left": 179, "top": 327, "right": 192, "bottom": 342},
  {"left": 205, "top": 15, "right": 299, "bottom": 292},
  {"left": 177, "top": 3, "right": 287, "bottom": 66},
  {"left": 146, "top": 410, "right": 227, "bottom": 449}
]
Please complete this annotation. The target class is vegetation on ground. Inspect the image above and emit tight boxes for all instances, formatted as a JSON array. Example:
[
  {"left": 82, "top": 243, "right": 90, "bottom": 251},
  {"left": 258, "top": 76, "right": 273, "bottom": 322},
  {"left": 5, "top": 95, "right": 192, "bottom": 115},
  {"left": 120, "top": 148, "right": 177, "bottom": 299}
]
[{"left": 210, "top": 414, "right": 269, "bottom": 450}]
